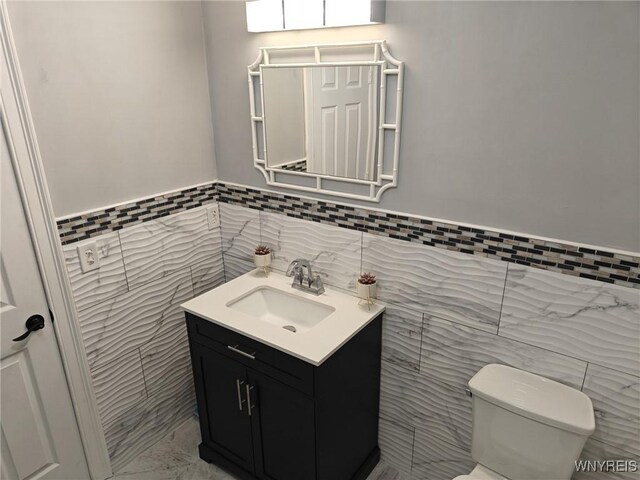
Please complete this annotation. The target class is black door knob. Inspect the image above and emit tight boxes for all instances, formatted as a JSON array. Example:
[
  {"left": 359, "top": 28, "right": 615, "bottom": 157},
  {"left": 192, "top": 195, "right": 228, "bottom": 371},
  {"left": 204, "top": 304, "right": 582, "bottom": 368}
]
[{"left": 12, "top": 314, "right": 46, "bottom": 342}]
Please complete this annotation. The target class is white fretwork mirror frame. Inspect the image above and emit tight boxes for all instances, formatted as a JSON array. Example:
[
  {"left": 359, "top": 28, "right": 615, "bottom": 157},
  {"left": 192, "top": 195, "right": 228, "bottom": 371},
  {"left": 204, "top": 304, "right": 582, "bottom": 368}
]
[{"left": 248, "top": 41, "right": 404, "bottom": 202}]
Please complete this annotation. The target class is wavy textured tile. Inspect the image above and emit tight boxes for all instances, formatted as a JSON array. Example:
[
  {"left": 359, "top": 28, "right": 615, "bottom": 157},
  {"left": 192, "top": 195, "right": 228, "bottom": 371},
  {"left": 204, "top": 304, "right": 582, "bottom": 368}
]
[
  {"left": 63, "top": 232, "right": 128, "bottom": 311},
  {"left": 421, "top": 316, "right": 588, "bottom": 390},
  {"left": 574, "top": 438, "right": 640, "bottom": 480},
  {"left": 379, "top": 417, "right": 414, "bottom": 474},
  {"left": 140, "top": 323, "right": 192, "bottom": 398},
  {"left": 582, "top": 364, "right": 640, "bottom": 456},
  {"left": 500, "top": 266, "right": 640, "bottom": 376},
  {"left": 119, "top": 207, "right": 221, "bottom": 290},
  {"left": 190, "top": 253, "right": 225, "bottom": 297},
  {"left": 223, "top": 254, "right": 256, "bottom": 282},
  {"left": 78, "top": 268, "right": 194, "bottom": 369},
  {"left": 260, "top": 211, "right": 363, "bottom": 291},
  {"left": 104, "top": 374, "right": 195, "bottom": 471},
  {"left": 91, "top": 349, "right": 147, "bottom": 428},
  {"left": 219, "top": 203, "right": 261, "bottom": 260},
  {"left": 411, "top": 427, "right": 475, "bottom": 480},
  {"left": 382, "top": 304, "right": 423, "bottom": 372},
  {"left": 380, "top": 361, "right": 473, "bottom": 452},
  {"left": 362, "top": 233, "right": 507, "bottom": 332}
]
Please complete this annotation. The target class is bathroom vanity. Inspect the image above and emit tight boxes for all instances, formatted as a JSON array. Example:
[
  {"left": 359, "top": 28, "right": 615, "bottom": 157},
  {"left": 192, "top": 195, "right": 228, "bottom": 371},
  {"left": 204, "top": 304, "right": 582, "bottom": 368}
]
[{"left": 182, "top": 271, "right": 384, "bottom": 480}]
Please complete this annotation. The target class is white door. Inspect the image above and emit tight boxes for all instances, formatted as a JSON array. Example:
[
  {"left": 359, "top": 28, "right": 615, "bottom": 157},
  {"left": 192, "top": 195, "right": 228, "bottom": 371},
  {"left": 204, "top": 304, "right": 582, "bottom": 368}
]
[
  {"left": 0, "top": 116, "right": 90, "bottom": 479},
  {"left": 306, "top": 65, "right": 378, "bottom": 180}
]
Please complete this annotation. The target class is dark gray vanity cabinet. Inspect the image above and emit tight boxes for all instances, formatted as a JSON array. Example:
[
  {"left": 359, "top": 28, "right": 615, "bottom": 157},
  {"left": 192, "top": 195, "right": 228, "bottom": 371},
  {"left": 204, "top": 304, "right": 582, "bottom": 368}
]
[{"left": 185, "top": 312, "right": 383, "bottom": 480}]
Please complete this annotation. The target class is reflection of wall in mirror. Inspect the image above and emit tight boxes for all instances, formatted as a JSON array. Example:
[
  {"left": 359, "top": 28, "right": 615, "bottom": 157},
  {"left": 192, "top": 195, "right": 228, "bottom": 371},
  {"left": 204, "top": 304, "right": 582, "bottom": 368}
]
[
  {"left": 305, "top": 66, "right": 378, "bottom": 181},
  {"left": 263, "top": 69, "right": 306, "bottom": 168}
]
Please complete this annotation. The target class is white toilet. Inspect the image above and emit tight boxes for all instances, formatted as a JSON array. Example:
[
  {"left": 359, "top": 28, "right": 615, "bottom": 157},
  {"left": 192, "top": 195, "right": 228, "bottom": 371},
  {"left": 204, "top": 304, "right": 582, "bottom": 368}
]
[{"left": 454, "top": 364, "right": 596, "bottom": 480}]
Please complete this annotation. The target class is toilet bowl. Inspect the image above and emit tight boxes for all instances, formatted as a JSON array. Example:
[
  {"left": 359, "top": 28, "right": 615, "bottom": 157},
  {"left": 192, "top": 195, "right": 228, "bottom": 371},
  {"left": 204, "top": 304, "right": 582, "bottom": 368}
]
[{"left": 453, "top": 364, "right": 596, "bottom": 480}]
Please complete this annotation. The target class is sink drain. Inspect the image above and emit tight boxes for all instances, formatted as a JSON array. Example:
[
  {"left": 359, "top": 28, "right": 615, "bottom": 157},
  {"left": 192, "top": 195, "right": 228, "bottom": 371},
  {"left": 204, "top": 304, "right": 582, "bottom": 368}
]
[{"left": 282, "top": 325, "right": 297, "bottom": 333}]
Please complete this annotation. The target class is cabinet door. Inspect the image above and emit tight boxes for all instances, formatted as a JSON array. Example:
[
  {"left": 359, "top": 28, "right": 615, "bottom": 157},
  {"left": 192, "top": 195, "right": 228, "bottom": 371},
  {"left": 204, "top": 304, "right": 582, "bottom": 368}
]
[
  {"left": 191, "top": 343, "right": 255, "bottom": 474},
  {"left": 248, "top": 371, "right": 316, "bottom": 480}
]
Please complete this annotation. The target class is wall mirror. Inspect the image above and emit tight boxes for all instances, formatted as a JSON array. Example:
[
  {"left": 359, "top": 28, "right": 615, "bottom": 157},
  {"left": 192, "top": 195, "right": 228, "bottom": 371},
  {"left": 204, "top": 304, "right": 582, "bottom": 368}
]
[{"left": 248, "top": 41, "right": 404, "bottom": 202}]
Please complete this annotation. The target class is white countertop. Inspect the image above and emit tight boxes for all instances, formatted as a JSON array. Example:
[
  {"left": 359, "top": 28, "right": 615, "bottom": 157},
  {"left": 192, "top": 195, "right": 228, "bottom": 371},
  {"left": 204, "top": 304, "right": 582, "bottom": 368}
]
[{"left": 181, "top": 269, "right": 385, "bottom": 366}]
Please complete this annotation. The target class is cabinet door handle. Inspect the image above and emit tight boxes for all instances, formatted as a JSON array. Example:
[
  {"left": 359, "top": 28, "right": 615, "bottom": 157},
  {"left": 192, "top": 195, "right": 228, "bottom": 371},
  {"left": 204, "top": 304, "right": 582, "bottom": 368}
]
[
  {"left": 236, "top": 379, "right": 246, "bottom": 411},
  {"left": 227, "top": 345, "right": 256, "bottom": 360},
  {"left": 245, "top": 384, "right": 255, "bottom": 416}
]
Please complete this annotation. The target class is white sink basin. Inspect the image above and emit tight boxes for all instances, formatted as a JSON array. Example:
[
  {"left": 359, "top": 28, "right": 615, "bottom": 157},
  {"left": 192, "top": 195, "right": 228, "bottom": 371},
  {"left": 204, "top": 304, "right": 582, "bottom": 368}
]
[
  {"left": 181, "top": 270, "right": 384, "bottom": 365},
  {"left": 227, "top": 286, "right": 335, "bottom": 333}
]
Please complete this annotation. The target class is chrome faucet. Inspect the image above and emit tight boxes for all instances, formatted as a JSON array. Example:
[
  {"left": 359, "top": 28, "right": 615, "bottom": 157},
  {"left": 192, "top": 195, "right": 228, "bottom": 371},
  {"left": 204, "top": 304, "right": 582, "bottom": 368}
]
[{"left": 286, "top": 259, "right": 325, "bottom": 295}]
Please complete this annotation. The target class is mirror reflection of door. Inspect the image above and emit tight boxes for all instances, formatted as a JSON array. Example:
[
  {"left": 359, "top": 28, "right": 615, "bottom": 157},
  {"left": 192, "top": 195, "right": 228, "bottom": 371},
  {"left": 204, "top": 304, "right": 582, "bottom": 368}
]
[
  {"left": 305, "top": 66, "right": 378, "bottom": 181},
  {"left": 262, "top": 65, "right": 379, "bottom": 182}
]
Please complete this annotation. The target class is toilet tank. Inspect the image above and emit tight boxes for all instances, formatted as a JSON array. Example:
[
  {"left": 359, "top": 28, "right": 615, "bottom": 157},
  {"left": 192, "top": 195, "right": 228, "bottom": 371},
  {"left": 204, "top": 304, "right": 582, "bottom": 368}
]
[{"left": 468, "top": 364, "right": 595, "bottom": 480}]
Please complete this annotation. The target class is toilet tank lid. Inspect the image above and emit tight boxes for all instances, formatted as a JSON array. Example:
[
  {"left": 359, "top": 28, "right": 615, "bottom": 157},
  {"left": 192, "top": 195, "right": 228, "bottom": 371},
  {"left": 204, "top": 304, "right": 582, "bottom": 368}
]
[{"left": 468, "top": 364, "right": 595, "bottom": 435}]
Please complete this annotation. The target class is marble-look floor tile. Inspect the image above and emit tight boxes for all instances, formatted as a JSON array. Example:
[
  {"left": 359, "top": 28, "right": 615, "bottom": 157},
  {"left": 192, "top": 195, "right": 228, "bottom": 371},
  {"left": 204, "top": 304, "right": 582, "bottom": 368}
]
[
  {"left": 260, "top": 211, "right": 363, "bottom": 291},
  {"left": 113, "top": 414, "right": 404, "bottom": 480},
  {"left": 411, "top": 427, "right": 475, "bottom": 480},
  {"left": 499, "top": 265, "right": 640, "bottom": 376},
  {"left": 91, "top": 349, "right": 147, "bottom": 428},
  {"left": 582, "top": 364, "right": 640, "bottom": 456},
  {"left": 219, "top": 203, "right": 261, "bottom": 260},
  {"left": 63, "top": 232, "right": 128, "bottom": 312},
  {"left": 381, "top": 304, "right": 423, "bottom": 372},
  {"left": 362, "top": 233, "right": 507, "bottom": 333},
  {"left": 574, "top": 438, "right": 640, "bottom": 480},
  {"left": 421, "top": 315, "right": 588, "bottom": 390},
  {"left": 78, "top": 268, "right": 194, "bottom": 369},
  {"left": 223, "top": 254, "right": 256, "bottom": 282},
  {"left": 379, "top": 417, "right": 414, "bottom": 474},
  {"left": 105, "top": 374, "right": 195, "bottom": 471},
  {"left": 119, "top": 207, "right": 222, "bottom": 290}
]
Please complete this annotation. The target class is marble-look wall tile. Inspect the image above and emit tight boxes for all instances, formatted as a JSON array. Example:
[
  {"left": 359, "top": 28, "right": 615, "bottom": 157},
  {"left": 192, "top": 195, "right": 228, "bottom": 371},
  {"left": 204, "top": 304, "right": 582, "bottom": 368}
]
[
  {"left": 140, "top": 324, "right": 192, "bottom": 398},
  {"left": 190, "top": 257, "right": 225, "bottom": 297},
  {"left": 421, "top": 316, "right": 588, "bottom": 390},
  {"left": 500, "top": 266, "right": 640, "bottom": 376},
  {"left": 381, "top": 305, "right": 423, "bottom": 372},
  {"left": 91, "top": 349, "right": 147, "bottom": 428},
  {"left": 78, "top": 268, "right": 194, "bottom": 369},
  {"left": 582, "top": 364, "right": 640, "bottom": 456},
  {"left": 362, "top": 233, "right": 507, "bottom": 333},
  {"left": 223, "top": 254, "right": 256, "bottom": 282},
  {"left": 219, "top": 203, "right": 261, "bottom": 259},
  {"left": 574, "top": 438, "right": 640, "bottom": 480},
  {"left": 104, "top": 374, "right": 195, "bottom": 472},
  {"left": 379, "top": 417, "right": 414, "bottom": 474},
  {"left": 119, "top": 207, "right": 221, "bottom": 290},
  {"left": 260, "top": 211, "right": 363, "bottom": 291},
  {"left": 189, "top": 228, "right": 225, "bottom": 297},
  {"left": 411, "top": 428, "right": 475, "bottom": 480},
  {"left": 63, "top": 232, "right": 128, "bottom": 311},
  {"left": 380, "top": 361, "right": 473, "bottom": 452}
]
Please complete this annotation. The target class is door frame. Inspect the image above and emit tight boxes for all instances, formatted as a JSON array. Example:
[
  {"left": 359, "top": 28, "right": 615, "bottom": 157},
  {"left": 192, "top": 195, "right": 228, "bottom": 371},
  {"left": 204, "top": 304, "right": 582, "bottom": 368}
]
[{"left": 0, "top": 2, "right": 112, "bottom": 479}]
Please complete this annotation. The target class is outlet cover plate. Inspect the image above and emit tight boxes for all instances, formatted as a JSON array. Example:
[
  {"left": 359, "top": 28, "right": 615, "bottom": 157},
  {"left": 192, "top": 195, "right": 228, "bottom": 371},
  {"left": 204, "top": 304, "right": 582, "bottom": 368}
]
[
  {"left": 207, "top": 205, "right": 220, "bottom": 230},
  {"left": 77, "top": 242, "right": 100, "bottom": 273}
]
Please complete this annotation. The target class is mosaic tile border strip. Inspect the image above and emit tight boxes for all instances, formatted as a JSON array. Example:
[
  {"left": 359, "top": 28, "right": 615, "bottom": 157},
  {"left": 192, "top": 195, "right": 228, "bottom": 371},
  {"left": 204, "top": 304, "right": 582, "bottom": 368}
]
[
  {"left": 56, "top": 181, "right": 639, "bottom": 288},
  {"left": 215, "top": 184, "right": 639, "bottom": 288},
  {"left": 56, "top": 183, "right": 217, "bottom": 245}
]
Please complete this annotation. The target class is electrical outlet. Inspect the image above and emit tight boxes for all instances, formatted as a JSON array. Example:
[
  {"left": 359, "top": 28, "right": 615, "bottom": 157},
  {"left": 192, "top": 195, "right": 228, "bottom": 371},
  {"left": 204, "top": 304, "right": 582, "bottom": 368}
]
[
  {"left": 207, "top": 205, "right": 220, "bottom": 230},
  {"left": 77, "top": 241, "right": 100, "bottom": 273}
]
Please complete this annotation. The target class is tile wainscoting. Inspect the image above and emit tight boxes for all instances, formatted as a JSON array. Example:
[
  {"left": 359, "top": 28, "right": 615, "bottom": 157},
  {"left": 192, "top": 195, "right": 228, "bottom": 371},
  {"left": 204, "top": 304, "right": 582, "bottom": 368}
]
[
  {"left": 215, "top": 201, "right": 639, "bottom": 480},
  {"left": 62, "top": 206, "right": 224, "bottom": 471},
  {"left": 58, "top": 183, "right": 639, "bottom": 478}
]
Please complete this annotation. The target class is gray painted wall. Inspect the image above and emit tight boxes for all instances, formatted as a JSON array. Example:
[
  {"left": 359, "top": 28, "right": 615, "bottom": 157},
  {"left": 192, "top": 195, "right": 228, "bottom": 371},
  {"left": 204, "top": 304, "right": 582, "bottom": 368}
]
[
  {"left": 202, "top": 1, "right": 640, "bottom": 252},
  {"left": 7, "top": 1, "right": 217, "bottom": 217}
]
